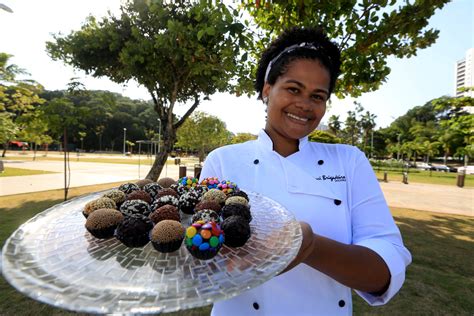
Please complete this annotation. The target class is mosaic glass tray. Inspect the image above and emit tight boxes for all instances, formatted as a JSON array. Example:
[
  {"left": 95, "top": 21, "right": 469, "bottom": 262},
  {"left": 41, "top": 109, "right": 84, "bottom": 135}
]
[{"left": 2, "top": 190, "right": 302, "bottom": 314}]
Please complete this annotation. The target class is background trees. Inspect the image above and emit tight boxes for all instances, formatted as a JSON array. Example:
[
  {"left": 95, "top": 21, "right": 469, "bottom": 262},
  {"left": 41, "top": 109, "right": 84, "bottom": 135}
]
[
  {"left": 46, "top": 1, "right": 252, "bottom": 180},
  {"left": 243, "top": 0, "right": 450, "bottom": 98},
  {"left": 176, "top": 111, "right": 232, "bottom": 162}
]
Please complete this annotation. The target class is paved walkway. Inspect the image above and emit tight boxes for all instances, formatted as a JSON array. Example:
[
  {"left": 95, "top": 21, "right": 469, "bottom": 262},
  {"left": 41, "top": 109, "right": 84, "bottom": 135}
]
[{"left": 1, "top": 159, "right": 473, "bottom": 216}]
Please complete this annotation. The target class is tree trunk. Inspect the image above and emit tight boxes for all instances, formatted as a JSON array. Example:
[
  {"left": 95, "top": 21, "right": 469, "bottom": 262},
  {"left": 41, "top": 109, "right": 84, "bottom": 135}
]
[
  {"left": 2, "top": 142, "right": 7, "bottom": 157},
  {"left": 146, "top": 135, "right": 175, "bottom": 181}
]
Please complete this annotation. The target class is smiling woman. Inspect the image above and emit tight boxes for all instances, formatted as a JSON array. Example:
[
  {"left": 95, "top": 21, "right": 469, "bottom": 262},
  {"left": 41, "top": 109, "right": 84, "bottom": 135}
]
[{"left": 200, "top": 27, "right": 411, "bottom": 316}]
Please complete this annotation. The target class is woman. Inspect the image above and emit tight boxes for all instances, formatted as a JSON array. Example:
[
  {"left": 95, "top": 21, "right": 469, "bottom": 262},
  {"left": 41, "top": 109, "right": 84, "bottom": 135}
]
[{"left": 200, "top": 27, "right": 411, "bottom": 315}]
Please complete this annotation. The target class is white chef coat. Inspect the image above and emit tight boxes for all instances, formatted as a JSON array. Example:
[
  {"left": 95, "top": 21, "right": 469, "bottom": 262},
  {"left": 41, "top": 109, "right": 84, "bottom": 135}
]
[{"left": 200, "top": 130, "right": 412, "bottom": 316}]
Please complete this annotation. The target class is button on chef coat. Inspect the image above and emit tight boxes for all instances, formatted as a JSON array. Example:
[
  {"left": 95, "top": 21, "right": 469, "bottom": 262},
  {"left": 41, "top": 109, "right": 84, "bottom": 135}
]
[{"left": 200, "top": 130, "right": 412, "bottom": 316}]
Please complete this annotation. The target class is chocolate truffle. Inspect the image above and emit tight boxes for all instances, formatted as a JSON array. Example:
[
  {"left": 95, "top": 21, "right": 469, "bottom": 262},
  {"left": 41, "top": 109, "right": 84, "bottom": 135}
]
[
  {"left": 185, "top": 221, "right": 224, "bottom": 260},
  {"left": 152, "top": 195, "right": 179, "bottom": 210},
  {"left": 157, "top": 188, "right": 179, "bottom": 199},
  {"left": 83, "top": 197, "right": 117, "bottom": 218},
  {"left": 225, "top": 196, "right": 249, "bottom": 207},
  {"left": 194, "top": 200, "right": 222, "bottom": 215},
  {"left": 114, "top": 214, "right": 153, "bottom": 247},
  {"left": 202, "top": 189, "right": 226, "bottom": 206},
  {"left": 118, "top": 182, "right": 140, "bottom": 195},
  {"left": 120, "top": 199, "right": 151, "bottom": 217},
  {"left": 221, "top": 215, "right": 251, "bottom": 247},
  {"left": 85, "top": 208, "right": 124, "bottom": 239},
  {"left": 126, "top": 190, "right": 152, "bottom": 204},
  {"left": 150, "top": 220, "right": 185, "bottom": 253},
  {"left": 149, "top": 205, "right": 180, "bottom": 224},
  {"left": 102, "top": 189, "right": 126, "bottom": 206},
  {"left": 221, "top": 203, "right": 252, "bottom": 223},
  {"left": 135, "top": 178, "right": 153, "bottom": 188},
  {"left": 191, "top": 209, "right": 221, "bottom": 224},
  {"left": 227, "top": 190, "right": 250, "bottom": 202},
  {"left": 143, "top": 182, "right": 163, "bottom": 201},
  {"left": 178, "top": 190, "right": 201, "bottom": 215},
  {"left": 157, "top": 177, "right": 176, "bottom": 188}
]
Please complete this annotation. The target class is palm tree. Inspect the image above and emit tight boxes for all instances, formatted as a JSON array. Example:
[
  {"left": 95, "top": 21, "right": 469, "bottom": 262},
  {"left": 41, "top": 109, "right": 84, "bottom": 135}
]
[{"left": 328, "top": 115, "right": 342, "bottom": 137}]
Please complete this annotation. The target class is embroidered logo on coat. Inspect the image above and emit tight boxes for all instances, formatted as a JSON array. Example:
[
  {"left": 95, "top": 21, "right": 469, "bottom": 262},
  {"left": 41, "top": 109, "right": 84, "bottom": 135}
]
[{"left": 315, "top": 175, "right": 346, "bottom": 182}]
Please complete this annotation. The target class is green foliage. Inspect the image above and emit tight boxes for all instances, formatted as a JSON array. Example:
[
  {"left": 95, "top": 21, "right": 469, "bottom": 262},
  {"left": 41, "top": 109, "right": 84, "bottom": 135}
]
[
  {"left": 381, "top": 96, "right": 473, "bottom": 162},
  {"left": 176, "top": 111, "right": 232, "bottom": 160},
  {"left": 231, "top": 132, "right": 257, "bottom": 144},
  {"left": 0, "top": 112, "right": 18, "bottom": 144},
  {"left": 243, "top": 0, "right": 449, "bottom": 98},
  {"left": 308, "top": 129, "right": 342, "bottom": 144},
  {"left": 46, "top": 1, "right": 253, "bottom": 179}
]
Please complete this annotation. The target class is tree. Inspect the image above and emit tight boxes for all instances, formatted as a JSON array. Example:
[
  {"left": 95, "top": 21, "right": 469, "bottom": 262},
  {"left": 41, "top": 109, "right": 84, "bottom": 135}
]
[
  {"left": 360, "top": 111, "right": 377, "bottom": 157},
  {"left": 243, "top": 0, "right": 449, "bottom": 98},
  {"left": 327, "top": 115, "right": 342, "bottom": 137},
  {"left": 46, "top": 1, "right": 252, "bottom": 180},
  {"left": 308, "top": 130, "right": 342, "bottom": 144},
  {"left": 176, "top": 111, "right": 232, "bottom": 162},
  {"left": 231, "top": 133, "right": 257, "bottom": 144},
  {"left": 0, "top": 53, "right": 45, "bottom": 156},
  {"left": 0, "top": 112, "right": 18, "bottom": 148},
  {"left": 16, "top": 111, "right": 52, "bottom": 160}
]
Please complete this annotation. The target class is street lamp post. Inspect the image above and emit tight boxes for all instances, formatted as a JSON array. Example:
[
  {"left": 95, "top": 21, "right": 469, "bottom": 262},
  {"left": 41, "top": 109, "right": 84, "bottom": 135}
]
[
  {"left": 396, "top": 134, "right": 401, "bottom": 160},
  {"left": 157, "top": 118, "right": 161, "bottom": 155},
  {"left": 123, "top": 128, "right": 127, "bottom": 155}
]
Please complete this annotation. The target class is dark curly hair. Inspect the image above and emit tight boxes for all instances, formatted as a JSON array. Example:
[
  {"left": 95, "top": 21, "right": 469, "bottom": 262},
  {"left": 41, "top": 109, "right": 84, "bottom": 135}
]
[{"left": 255, "top": 27, "right": 341, "bottom": 99}]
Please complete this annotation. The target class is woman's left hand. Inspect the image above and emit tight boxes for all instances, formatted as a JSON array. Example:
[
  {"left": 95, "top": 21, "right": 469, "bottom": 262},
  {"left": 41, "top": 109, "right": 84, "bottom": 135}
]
[{"left": 280, "top": 221, "right": 315, "bottom": 274}]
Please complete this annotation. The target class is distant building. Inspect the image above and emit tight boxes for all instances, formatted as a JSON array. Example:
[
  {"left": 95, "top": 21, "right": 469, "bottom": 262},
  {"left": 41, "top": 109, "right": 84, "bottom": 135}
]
[
  {"left": 454, "top": 48, "right": 474, "bottom": 98},
  {"left": 316, "top": 123, "right": 329, "bottom": 131}
]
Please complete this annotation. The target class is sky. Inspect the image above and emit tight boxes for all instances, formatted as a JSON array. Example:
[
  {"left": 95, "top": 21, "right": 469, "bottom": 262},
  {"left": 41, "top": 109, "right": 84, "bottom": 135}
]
[{"left": 0, "top": 0, "right": 473, "bottom": 134}]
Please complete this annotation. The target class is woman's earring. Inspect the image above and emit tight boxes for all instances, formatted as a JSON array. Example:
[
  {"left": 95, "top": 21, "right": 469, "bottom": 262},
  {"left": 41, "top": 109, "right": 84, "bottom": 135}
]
[{"left": 263, "top": 96, "right": 268, "bottom": 105}]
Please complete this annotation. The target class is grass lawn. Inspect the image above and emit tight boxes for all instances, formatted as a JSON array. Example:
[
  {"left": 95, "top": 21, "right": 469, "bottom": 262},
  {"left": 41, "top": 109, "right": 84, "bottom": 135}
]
[
  {"left": 374, "top": 169, "right": 474, "bottom": 187},
  {"left": 1, "top": 187, "right": 473, "bottom": 315},
  {"left": 0, "top": 167, "right": 57, "bottom": 177}
]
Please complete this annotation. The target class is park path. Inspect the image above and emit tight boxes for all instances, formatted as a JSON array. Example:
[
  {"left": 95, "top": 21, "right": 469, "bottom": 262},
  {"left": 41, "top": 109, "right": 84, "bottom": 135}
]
[{"left": 1, "top": 159, "right": 472, "bottom": 217}]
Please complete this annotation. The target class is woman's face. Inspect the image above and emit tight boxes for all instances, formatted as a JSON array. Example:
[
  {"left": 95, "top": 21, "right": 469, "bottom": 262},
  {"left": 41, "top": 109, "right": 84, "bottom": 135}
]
[{"left": 263, "top": 58, "right": 330, "bottom": 144}]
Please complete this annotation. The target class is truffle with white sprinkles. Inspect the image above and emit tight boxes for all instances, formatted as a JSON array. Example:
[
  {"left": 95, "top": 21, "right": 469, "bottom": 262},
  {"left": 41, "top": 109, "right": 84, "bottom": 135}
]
[
  {"left": 118, "top": 182, "right": 140, "bottom": 195},
  {"left": 120, "top": 199, "right": 151, "bottom": 217}
]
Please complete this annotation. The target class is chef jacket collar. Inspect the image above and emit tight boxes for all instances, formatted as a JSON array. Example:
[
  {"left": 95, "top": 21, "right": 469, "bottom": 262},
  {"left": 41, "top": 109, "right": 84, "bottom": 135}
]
[
  {"left": 256, "top": 129, "right": 340, "bottom": 201},
  {"left": 257, "top": 129, "right": 309, "bottom": 153}
]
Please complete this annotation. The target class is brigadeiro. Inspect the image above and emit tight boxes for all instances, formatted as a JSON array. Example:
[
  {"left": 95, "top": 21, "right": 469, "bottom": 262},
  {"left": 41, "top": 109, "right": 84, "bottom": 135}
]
[
  {"left": 191, "top": 209, "right": 221, "bottom": 225},
  {"left": 157, "top": 188, "right": 179, "bottom": 199},
  {"left": 221, "top": 203, "right": 252, "bottom": 223},
  {"left": 152, "top": 195, "right": 179, "bottom": 209},
  {"left": 227, "top": 190, "right": 249, "bottom": 202},
  {"left": 225, "top": 196, "right": 249, "bottom": 207},
  {"left": 150, "top": 220, "right": 185, "bottom": 253},
  {"left": 190, "top": 185, "right": 209, "bottom": 198},
  {"left": 118, "top": 182, "right": 140, "bottom": 195},
  {"left": 149, "top": 205, "right": 180, "bottom": 224},
  {"left": 120, "top": 199, "right": 151, "bottom": 217},
  {"left": 83, "top": 197, "right": 117, "bottom": 218},
  {"left": 221, "top": 215, "right": 251, "bottom": 247},
  {"left": 126, "top": 190, "right": 152, "bottom": 205},
  {"left": 102, "top": 190, "right": 126, "bottom": 207},
  {"left": 114, "top": 214, "right": 153, "bottom": 247},
  {"left": 200, "top": 177, "right": 219, "bottom": 189},
  {"left": 202, "top": 189, "right": 226, "bottom": 206},
  {"left": 135, "top": 178, "right": 153, "bottom": 189},
  {"left": 194, "top": 200, "right": 222, "bottom": 215},
  {"left": 143, "top": 182, "right": 163, "bottom": 201},
  {"left": 217, "top": 180, "right": 239, "bottom": 195},
  {"left": 178, "top": 190, "right": 201, "bottom": 215},
  {"left": 157, "top": 177, "right": 176, "bottom": 188},
  {"left": 185, "top": 221, "right": 224, "bottom": 260},
  {"left": 85, "top": 208, "right": 124, "bottom": 239}
]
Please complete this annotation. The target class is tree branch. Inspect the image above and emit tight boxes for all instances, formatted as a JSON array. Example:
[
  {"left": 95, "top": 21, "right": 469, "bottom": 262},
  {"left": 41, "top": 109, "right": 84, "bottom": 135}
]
[
  {"left": 340, "top": 3, "right": 377, "bottom": 50},
  {"left": 173, "top": 95, "right": 200, "bottom": 130}
]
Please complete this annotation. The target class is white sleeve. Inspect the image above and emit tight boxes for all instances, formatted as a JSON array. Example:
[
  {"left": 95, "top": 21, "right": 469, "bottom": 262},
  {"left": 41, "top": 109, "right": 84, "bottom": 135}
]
[
  {"left": 349, "top": 149, "right": 412, "bottom": 305},
  {"left": 199, "top": 150, "right": 222, "bottom": 182}
]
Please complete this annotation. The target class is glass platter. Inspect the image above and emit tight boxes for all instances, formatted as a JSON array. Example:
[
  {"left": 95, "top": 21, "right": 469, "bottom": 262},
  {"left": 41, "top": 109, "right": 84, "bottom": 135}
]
[{"left": 2, "top": 190, "right": 302, "bottom": 314}]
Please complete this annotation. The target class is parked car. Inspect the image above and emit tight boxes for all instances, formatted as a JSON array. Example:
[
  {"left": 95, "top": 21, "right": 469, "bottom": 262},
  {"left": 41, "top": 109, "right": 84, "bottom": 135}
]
[
  {"left": 431, "top": 164, "right": 457, "bottom": 172},
  {"left": 415, "top": 162, "right": 434, "bottom": 170},
  {"left": 457, "top": 165, "right": 474, "bottom": 175}
]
